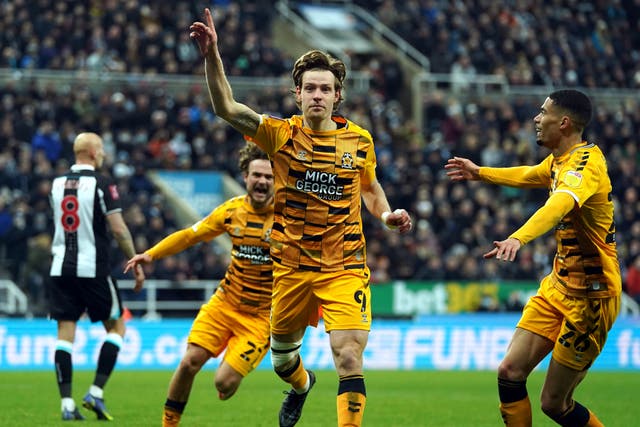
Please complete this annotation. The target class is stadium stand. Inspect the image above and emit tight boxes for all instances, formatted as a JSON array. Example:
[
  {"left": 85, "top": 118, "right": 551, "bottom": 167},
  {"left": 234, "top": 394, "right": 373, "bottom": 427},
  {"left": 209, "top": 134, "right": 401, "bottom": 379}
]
[
  {"left": 0, "top": 0, "right": 638, "bottom": 317},
  {"left": 352, "top": 0, "right": 640, "bottom": 88}
]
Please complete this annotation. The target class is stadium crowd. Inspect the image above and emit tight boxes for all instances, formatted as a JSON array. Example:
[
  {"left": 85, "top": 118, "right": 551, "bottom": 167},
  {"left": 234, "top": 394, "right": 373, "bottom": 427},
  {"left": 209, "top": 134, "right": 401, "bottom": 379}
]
[
  {"left": 0, "top": 0, "right": 639, "bottom": 316},
  {"left": 356, "top": 0, "right": 640, "bottom": 88}
]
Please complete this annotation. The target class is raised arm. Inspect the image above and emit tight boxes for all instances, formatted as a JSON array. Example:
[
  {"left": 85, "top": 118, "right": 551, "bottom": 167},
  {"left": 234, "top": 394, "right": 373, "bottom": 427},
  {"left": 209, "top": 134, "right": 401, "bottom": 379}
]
[{"left": 190, "top": 7, "right": 261, "bottom": 138}]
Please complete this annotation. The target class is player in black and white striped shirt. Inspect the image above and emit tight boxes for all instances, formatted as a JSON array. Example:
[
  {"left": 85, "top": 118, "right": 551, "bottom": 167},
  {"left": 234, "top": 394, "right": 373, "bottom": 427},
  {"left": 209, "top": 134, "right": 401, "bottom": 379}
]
[{"left": 48, "top": 132, "right": 145, "bottom": 421}]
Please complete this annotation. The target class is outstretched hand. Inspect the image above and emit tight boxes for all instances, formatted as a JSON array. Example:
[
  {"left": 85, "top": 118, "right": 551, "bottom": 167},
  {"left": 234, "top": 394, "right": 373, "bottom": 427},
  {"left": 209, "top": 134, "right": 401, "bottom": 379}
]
[
  {"left": 124, "top": 253, "right": 152, "bottom": 292},
  {"left": 189, "top": 7, "right": 218, "bottom": 56},
  {"left": 444, "top": 157, "right": 481, "bottom": 181},
  {"left": 483, "top": 238, "right": 522, "bottom": 262}
]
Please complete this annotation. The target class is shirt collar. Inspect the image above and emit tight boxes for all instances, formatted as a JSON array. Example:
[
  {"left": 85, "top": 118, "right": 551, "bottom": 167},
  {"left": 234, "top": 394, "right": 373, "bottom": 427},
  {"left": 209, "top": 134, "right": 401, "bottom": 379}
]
[{"left": 70, "top": 164, "right": 96, "bottom": 172}]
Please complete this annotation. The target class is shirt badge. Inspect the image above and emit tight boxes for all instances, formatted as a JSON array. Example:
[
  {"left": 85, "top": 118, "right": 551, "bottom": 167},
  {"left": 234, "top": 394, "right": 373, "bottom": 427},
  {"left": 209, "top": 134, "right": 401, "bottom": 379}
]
[
  {"left": 563, "top": 170, "right": 582, "bottom": 188},
  {"left": 341, "top": 152, "right": 354, "bottom": 169}
]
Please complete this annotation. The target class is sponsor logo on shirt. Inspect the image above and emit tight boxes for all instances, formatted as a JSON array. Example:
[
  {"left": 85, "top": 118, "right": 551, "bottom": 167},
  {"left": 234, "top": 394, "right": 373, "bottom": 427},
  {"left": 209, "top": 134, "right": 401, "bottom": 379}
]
[
  {"left": 295, "top": 169, "right": 344, "bottom": 201},
  {"left": 235, "top": 245, "right": 271, "bottom": 264}
]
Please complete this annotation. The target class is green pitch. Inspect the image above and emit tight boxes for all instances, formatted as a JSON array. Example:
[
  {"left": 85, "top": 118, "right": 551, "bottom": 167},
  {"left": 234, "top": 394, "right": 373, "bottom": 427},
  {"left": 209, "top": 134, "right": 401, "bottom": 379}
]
[{"left": 1, "top": 370, "right": 638, "bottom": 426}]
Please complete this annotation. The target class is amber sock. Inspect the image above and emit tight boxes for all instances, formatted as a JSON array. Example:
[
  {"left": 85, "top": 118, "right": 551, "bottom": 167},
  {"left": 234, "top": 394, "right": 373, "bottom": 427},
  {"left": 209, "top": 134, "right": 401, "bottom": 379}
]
[
  {"left": 276, "top": 356, "right": 309, "bottom": 392},
  {"left": 498, "top": 378, "right": 531, "bottom": 427},
  {"left": 586, "top": 410, "right": 604, "bottom": 427},
  {"left": 336, "top": 375, "right": 366, "bottom": 427},
  {"left": 163, "top": 399, "right": 186, "bottom": 427}
]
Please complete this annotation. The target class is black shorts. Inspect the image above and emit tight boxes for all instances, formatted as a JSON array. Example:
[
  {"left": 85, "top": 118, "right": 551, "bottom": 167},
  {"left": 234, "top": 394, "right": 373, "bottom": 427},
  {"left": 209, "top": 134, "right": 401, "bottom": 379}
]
[{"left": 48, "top": 276, "right": 123, "bottom": 322}]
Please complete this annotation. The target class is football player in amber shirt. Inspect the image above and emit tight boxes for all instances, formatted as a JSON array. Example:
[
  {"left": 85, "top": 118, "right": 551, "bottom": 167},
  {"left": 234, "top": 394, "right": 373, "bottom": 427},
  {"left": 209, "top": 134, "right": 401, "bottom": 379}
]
[
  {"left": 446, "top": 90, "right": 619, "bottom": 427},
  {"left": 125, "top": 143, "right": 274, "bottom": 426},
  {"left": 190, "top": 8, "right": 412, "bottom": 427}
]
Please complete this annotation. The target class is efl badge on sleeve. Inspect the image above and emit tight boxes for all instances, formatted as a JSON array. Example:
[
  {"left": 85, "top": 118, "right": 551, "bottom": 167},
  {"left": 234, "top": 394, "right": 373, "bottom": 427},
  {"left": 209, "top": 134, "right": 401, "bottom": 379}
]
[{"left": 563, "top": 170, "right": 582, "bottom": 188}]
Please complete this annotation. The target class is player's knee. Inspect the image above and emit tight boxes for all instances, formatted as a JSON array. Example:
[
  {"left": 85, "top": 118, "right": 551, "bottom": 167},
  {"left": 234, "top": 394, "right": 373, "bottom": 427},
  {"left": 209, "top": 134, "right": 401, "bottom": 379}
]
[
  {"left": 331, "top": 339, "right": 364, "bottom": 372},
  {"left": 105, "top": 317, "right": 126, "bottom": 336},
  {"left": 496, "top": 361, "right": 511, "bottom": 379},
  {"left": 539, "top": 390, "right": 566, "bottom": 418},
  {"left": 497, "top": 359, "right": 526, "bottom": 381},
  {"left": 337, "top": 356, "right": 360, "bottom": 373},
  {"left": 117, "top": 321, "right": 126, "bottom": 336},
  {"left": 215, "top": 376, "right": 240, "bottom": 400},
  {"left": 178, "top": 353, "right": 206, "bottom": 376},
  {"left": 270, "top": 337, "right": 303, "bottom": 371}
]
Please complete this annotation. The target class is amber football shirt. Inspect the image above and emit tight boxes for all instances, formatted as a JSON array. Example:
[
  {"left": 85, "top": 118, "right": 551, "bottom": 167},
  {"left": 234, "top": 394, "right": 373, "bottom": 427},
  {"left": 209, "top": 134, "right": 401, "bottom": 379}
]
[
  {"left": 480, "top": 142, "right": 620, "bottom": 298},
  {"left": 146, "top": 195, "right": 273, "bottom": 313},
  {"left": 250, "top": 114, "right": 377, "bottom": 272}
]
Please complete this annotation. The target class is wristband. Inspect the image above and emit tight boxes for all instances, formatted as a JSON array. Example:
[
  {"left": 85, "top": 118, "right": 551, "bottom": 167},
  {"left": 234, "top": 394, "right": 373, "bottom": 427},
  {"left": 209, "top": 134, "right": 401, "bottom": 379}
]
[{"left": 381, "top": 211, "right": 396, "bottom": 230}]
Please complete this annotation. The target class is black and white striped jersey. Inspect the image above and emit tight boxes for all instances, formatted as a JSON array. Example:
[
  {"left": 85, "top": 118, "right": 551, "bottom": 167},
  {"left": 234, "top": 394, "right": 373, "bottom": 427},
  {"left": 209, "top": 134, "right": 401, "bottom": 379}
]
[{"left": 49, "top": 164, "right": 122, "bottom": 278}]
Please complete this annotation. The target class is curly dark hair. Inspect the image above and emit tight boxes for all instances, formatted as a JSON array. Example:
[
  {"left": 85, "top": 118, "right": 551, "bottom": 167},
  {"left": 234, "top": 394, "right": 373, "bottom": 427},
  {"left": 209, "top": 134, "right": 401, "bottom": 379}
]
[
  {"left": 291, "top": 49, "right": 346, "bottom": 111},
  {"left": 238, "top": 141, "right": 269, "bottom": 174}
]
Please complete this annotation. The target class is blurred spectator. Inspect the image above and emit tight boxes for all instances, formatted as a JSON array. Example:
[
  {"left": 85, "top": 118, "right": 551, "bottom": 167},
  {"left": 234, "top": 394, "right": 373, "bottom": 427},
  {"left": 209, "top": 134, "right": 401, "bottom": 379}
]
[
  {"left": 0, "top": 192, "right": 12, "bottom": 238},
  {"left": 2, "top": 196, "right": 31, "bottom": 284},
  {"left": 22, "top": 233, "right": 52, "bottom": 313},
  {"left": 625, "top": 255, "right": 640, "bottom": 305},
  {"left": 450, "top": 53, "right": 477, "bottom": 92},
  {"left": 477, "top": 292, "right": 500, "bottom": 312},
  {"left": 31, "top": 121, "right": 62, "bottom": 164},
  {"left": 504, "top": 290, "right": 526, "bottom": 312}
]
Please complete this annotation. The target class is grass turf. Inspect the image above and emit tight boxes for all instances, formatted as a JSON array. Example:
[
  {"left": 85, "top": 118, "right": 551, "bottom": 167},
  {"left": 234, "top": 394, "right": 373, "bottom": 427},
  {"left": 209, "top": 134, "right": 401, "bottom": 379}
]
[{"left": 1, "top": 369, "right": 638, "bottom": 426}]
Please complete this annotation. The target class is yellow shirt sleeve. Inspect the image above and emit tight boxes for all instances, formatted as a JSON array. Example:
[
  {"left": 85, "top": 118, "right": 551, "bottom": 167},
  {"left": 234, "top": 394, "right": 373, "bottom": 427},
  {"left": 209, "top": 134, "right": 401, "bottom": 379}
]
[
  {"left": 145, "top": 203, "right": 227, "bottom": 260},
  {"left": 509, "top": 192, "right": 575, "bottom": 245},
  {"left": 361, "top": 139, "right": 377, "bottom": 185},
  {"left": 479, "top": 157, "right": 551, "bottom": 188},
  {"left": 250, "top": 115, "right": 293, "bottom": 155}
]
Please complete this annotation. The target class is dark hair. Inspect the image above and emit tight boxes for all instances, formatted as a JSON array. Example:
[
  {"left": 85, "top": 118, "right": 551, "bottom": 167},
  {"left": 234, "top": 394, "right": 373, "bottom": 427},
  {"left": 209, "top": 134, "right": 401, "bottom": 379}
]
[
  {"left": 292, "top": 50, "right": 346, "bottom": 111},
  {"left": 238, "top": 142, "right": 269, "bottom": 174},
  {"left": 549, "top": 89, "right": 592, "bottom": 132}
]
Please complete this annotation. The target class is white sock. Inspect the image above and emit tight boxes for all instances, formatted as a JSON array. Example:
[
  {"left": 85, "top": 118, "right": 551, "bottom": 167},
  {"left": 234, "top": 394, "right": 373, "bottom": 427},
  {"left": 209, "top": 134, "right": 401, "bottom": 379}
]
[
  {"left": 61, "top": 398, "right": 76, "bottom": 411},
  {"left": 89, "top": 385, "right": 104, "bottom": 399}
]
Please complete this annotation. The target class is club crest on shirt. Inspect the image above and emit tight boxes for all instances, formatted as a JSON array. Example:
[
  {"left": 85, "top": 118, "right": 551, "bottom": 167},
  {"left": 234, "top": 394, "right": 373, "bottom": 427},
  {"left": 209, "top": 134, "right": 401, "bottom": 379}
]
[
  {"left": 341, "top": 152, "right": 354, "bottom": 169},
  {"left": 297, "top": 150, "right": 307, "bottom": 161},
  {"left": 563, "top": 170, "right": 582, "bottom": 188}
]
